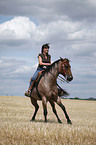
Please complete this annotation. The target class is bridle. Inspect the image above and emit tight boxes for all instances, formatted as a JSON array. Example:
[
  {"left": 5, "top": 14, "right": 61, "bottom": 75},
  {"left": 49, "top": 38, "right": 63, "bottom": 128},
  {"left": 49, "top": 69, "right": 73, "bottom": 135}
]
[
  {"left": 49, "top": 71, "right": 69, "bottom": 83},
  {"left": 59, "top": 58, "right": 70, "bottom": 83},
  {"left": 58, "top": 75, "right": 69, "bottom": 83},
  {"left": 49, "top": 59, "right": 70, "bottom": 83}
]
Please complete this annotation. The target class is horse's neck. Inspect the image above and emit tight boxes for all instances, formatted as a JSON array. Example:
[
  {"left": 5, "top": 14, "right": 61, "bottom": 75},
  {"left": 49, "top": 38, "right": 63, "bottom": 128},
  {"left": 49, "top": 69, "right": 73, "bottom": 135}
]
[
  {"left": 49, "top": 62, "right": 59, "bottom": 80},
  {"left": 39, "top": 62, "right": 60, "bottom": 87}
]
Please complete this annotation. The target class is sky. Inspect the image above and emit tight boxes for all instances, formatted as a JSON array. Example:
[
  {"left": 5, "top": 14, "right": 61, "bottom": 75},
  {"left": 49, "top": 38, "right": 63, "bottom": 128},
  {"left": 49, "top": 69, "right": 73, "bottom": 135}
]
[{"left": 0, "top": 0, "right": 96, "bottom": 99}]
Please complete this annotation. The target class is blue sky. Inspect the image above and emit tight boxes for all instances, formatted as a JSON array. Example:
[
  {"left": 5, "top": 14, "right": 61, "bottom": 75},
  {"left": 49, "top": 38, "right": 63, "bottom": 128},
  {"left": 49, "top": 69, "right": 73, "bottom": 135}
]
[{"left": 0, "top": 0, "right": 96, "bottom": 98}]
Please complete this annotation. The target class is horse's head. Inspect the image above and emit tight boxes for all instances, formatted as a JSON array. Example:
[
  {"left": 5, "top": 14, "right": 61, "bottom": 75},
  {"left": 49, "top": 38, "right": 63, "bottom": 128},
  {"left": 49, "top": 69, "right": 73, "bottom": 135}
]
[{"left": 59, "top": 58, "right": 73, "bottom": 82}]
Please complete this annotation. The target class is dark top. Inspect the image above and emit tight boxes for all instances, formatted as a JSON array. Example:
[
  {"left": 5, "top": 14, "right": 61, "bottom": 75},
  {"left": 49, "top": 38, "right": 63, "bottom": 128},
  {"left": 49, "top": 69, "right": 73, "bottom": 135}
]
[{"left": 38, "top": 53, "right": 51, "bottom": 69}]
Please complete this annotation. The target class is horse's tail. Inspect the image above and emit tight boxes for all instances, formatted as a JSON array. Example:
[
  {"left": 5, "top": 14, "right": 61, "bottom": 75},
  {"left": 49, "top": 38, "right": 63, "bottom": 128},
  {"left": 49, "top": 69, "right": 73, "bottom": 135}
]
[{"left": 56, "top": 83, "right": 69, "bottom": 97}]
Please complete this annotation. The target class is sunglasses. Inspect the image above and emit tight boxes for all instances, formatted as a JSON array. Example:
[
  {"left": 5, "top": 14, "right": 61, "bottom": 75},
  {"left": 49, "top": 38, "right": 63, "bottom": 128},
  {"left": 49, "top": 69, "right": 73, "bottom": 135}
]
[{"left": 44, "top": 47, "right": 49, "bottom": 49}]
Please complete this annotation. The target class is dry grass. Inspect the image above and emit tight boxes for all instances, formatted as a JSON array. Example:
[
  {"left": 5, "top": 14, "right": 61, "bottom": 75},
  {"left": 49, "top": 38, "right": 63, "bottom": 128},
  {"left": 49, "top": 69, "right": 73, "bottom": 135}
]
[{"left": 0, "top": 96, "right": 96, "bottom": 145}]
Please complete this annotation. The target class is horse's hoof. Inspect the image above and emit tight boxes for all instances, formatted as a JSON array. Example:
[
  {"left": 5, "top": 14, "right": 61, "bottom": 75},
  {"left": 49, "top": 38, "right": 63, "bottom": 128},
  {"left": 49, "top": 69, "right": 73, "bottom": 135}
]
[
  {"left": 30, "top": 118, "right": 35, "bottom": 122},
  {"left": 58, "top": 120, "right": 62, "bottom": 123},
  {"left": 67, "top": 120, "right": 72, "bottom": 125}
]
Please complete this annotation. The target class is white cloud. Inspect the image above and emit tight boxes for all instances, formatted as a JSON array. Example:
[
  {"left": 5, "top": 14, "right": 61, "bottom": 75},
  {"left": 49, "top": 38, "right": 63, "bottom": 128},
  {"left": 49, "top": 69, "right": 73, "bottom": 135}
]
[
  {"left": 0, "top": 0, "right": 96, "bottom": 23},
  {"left": 0, "top": 0, "right": 96, "bottom": 98},
  {"left": 0, "top": 16, "right": 96, "bottom": 53},
  {"left": 0, "top": 16, "right": 49, "bottom": 47},
  {"left": 0, "top": 58, "right": 31, "bottom": 78},
  {"left": 0, "top": 16, "right": 36, "bottom": 40},
  {"left": 11, "top": 66, "right": 32, "bottom": 74},
  {"left": 0, "top": 16, "right": 96, "bottom": 60}
]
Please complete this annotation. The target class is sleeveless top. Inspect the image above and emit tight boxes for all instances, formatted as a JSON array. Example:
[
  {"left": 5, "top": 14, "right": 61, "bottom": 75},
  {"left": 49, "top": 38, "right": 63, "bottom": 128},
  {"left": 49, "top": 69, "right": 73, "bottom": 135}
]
[{"left": 37, "top": 53, "right": 51, "bottom": 69}]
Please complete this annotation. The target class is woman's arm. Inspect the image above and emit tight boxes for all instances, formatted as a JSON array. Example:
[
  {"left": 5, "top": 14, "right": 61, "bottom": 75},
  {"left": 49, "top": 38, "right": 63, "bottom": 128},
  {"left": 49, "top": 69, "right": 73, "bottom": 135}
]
[{"left": 38, "top": 56, "right": 51, "bottom": 66}]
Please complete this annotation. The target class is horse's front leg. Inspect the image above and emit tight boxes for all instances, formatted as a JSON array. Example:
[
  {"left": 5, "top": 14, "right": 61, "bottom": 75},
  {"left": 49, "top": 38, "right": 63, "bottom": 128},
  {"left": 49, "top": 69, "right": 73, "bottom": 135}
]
[
  {"left": 56, "top": 97, "right": 72, "bottom": 124},
  {"left": 49, "top": 99, "right": 62, "bottom": 123},
  {"left": 30, "top": 98, "right": 39, "bottom": 121},
  {"left": 42, "top": 96, "right": 48, "bottom": 122}
]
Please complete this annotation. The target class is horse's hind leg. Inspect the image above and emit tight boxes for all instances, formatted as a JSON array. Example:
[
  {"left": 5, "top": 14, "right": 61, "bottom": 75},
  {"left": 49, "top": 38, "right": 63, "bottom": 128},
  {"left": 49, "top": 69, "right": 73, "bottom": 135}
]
[
  {"left": 56, "top": 97, "right": 72, "bottom": 124},
  {"left": 42, "top": 96, "right": 48, "bottom": 122},
  {"left": 30, "top": 98, "right": 39, "bottom": 121},
  {"left": 49, "top": 100, "right": 62, "bottom": 123}
]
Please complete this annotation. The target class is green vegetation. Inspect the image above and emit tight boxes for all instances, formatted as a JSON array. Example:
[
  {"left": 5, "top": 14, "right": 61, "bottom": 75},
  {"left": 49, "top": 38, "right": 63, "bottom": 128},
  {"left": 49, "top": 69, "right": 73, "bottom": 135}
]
[{"left": 69, "top": 97, "right": 96, "bottom": 101}]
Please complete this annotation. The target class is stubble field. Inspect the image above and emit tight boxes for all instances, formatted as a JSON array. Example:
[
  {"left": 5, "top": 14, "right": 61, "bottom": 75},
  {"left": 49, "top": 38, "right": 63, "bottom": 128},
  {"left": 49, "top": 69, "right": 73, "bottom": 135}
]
[{"left": 0, "top": 95, "right": 96, "bottom": 145}]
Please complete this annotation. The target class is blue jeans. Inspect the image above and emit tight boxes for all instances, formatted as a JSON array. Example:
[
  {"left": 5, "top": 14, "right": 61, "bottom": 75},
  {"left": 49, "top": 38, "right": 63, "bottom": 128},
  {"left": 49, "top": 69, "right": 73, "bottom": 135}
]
[{"left": 29, "top": 68, "right": 43, "bottom": 87}]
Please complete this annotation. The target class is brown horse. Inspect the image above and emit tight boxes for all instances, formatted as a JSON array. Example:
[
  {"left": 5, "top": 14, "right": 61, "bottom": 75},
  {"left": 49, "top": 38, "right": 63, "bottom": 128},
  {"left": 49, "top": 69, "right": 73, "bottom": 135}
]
[{"left": 26, "top": 58, "right": 73, "bottom": 124}]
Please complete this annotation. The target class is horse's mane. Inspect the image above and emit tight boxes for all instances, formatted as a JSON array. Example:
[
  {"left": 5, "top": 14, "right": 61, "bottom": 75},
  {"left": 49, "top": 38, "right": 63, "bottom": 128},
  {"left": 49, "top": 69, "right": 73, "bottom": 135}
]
[
  {"left": 36, "top": 59, "right": 61, "bottom": 87},
  {"left": 41, "top": 58, "right": 69, "bottom": 76},
  {"left": 41, "top": 58, "right": 61, "bottom": 76},
  {"left": 38, "top": 58, "right": 69, "bottom": 81}
]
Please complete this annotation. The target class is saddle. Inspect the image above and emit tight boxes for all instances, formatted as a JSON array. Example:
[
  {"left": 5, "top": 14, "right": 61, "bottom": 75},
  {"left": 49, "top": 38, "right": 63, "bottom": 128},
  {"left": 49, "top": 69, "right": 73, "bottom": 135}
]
[{"left": 29, "top": 70, "right": 44, "bottom": 90}]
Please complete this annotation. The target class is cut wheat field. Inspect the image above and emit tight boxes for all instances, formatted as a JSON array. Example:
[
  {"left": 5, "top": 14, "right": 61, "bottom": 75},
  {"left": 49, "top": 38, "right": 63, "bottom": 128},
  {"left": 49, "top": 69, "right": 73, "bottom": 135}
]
[{"left": 0, "top": 96, "right": 96, "bottom": 145}]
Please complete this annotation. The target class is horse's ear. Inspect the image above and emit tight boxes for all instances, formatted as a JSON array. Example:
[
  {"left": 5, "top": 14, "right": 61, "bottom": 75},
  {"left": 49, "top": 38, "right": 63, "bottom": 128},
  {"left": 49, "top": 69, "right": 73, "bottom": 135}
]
[{"left": 60, "top": 57, "right": 63, "bottom": 61}]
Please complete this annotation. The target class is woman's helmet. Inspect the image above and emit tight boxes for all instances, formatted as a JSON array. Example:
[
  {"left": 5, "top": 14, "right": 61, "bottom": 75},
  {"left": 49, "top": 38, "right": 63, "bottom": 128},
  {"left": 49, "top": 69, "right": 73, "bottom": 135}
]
[{"left": 41, "top": 43, "right": 50, "bottom": 53}]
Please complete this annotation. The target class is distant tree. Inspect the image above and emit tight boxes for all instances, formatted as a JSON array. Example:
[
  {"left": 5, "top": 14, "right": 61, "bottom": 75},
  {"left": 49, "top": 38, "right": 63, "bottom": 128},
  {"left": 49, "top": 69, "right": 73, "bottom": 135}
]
[
  {"left": 74, "top": 97, "right": 80, "bottom": 100},
  {"left": 88, "top": 97, "right": 96, "bottom": 101}
]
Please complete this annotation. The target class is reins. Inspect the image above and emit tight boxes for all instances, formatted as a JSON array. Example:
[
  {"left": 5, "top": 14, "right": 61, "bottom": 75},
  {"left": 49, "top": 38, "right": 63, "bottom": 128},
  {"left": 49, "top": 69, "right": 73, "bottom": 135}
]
[
  {"left": 49, "top": 72, "right": 69, "bottom": 96},
  {"left": 58, "top": 76, "right": 65, "bottom": 82},
  {"left": 58, "top": 76, "right": 69, "bottom": 83},
  {"left": 49, "top": 72, "right": 69, "bottom": 83}
]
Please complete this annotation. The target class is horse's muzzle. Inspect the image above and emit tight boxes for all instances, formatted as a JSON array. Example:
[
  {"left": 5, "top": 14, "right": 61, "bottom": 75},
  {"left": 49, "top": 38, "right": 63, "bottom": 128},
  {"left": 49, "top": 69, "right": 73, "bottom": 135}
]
[{"left": 66, "top": 75, "right": 73, "bottom": 82}]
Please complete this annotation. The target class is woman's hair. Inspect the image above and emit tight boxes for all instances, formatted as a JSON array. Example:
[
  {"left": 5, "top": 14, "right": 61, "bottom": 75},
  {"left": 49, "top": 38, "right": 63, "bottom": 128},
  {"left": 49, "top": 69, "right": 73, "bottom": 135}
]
[{"left": 41, "top": 43, "right": 50, "bottom": 53}]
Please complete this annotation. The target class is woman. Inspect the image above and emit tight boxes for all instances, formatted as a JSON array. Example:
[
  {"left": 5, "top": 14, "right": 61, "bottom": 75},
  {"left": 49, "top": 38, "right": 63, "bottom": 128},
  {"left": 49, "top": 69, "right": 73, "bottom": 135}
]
[{"left": 25, "top": 43, "right": 51, "bottom": 96}]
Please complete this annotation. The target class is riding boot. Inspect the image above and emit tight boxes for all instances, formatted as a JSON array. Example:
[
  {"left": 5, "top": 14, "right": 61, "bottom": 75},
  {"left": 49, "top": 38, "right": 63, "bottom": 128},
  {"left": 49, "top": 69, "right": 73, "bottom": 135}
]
[
  {"left": 25, "top": 80, "right": 35, "bottom": 97},
  {"left": 28, "top": 80, "right": 35, "bottom": 93}
]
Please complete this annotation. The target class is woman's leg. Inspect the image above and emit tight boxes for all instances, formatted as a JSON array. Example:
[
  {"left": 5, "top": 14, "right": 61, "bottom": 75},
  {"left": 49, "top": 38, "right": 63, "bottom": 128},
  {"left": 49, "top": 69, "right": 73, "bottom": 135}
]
[
  {"left": 25, "top": 68, "right": 43, "bottom": 97},
  {"left": 29, "top": 68, "right": 43, "bottom": 88},
  {"left": 29, "top": 69, "right": 40, "bottom": 87}
]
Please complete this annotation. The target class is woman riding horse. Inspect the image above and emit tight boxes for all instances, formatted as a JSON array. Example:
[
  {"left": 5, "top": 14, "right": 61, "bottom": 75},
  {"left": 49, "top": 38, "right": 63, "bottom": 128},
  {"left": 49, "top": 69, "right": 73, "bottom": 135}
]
[
  {"left": 25, "top": 55, "right": 73, "bottom": 124},
  {"left": 25, "top": 43, "right": 51, "bottom": 96}
]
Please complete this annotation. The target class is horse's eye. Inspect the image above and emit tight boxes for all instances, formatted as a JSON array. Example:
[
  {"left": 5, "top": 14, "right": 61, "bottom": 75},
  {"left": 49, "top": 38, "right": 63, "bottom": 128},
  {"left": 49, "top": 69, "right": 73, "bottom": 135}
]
[{"left": 65, "top": 65, "right": 68, "bottom": 69}]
